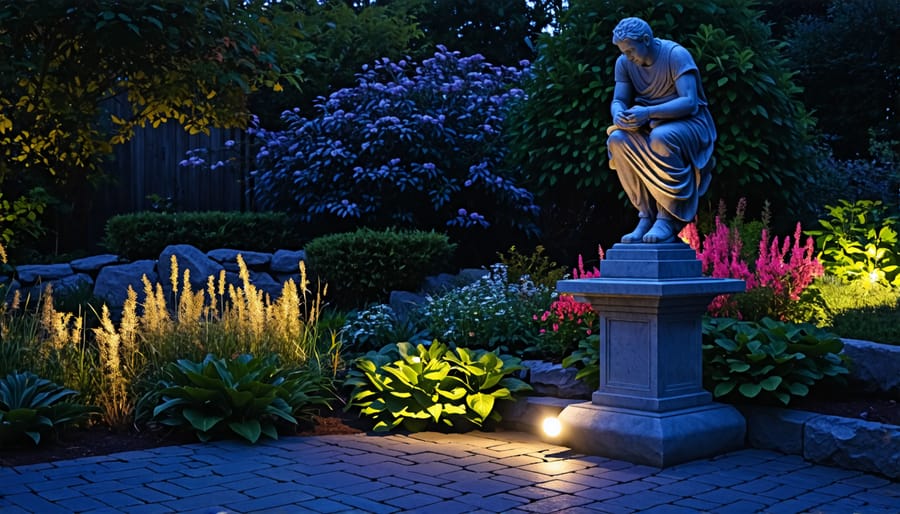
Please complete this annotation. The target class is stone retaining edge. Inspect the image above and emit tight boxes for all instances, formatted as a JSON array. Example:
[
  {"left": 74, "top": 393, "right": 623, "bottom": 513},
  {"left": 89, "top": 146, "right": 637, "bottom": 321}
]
[{"left": 501, "top": 397, "right": 899, "bottom": 479}]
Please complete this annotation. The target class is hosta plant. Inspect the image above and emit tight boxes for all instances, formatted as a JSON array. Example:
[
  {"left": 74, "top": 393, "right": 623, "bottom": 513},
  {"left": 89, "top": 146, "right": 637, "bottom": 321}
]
[
  {"left": 0, "top": 372, "right": 98, "bottom": 446},
  {"left": 139, "top": 354, "right": 333, "bottom": 443},
  {"left": 702, "top": 317, "right": 849, "bottom": 406},
  {"left": 345, "top": 341, "right": 531, "bottom": 433}
]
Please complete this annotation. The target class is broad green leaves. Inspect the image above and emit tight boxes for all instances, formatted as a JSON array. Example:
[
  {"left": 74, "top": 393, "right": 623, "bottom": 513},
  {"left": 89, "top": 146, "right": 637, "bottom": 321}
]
[
  {"left": 346, "top": 341, "right": 531, "bottom": 432},
  {"left": 702, "top": 317, "right": 849, "bottom": 406},
  {"left": 139, "top": 353, "right": 333, "bottom": 444}
]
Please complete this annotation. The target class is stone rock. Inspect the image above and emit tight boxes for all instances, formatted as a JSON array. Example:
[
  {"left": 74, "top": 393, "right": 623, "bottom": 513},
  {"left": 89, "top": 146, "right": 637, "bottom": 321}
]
[
  {"left": 804, "top": 415, "right": 900, "bottom": 479},
  {"left": 70, "top": 254, "right": 121, "bottom": 273},
  {"left": 207, "top": 249, "right": 272, "bottom": 270},
  {"left": 248, "top": 271, "right": 283, "bottom": 300},
  {"left": 51, "top": 273, "right": 94, "bottom": 296},
  {"left": 457, "top": 268, "right": 489, "bottom": 285},
  {"left": 522, "top": 360, "right": 593, "bottom": 399},
  {"left": 842, "top": 338, "right": 900, "bottom": 395},
  {"left": 16, "top": 263, "right": 74, "bottom": 284},
  {"left": 159, "top": 245, "right": 224, "bottom": 298},
  {"left": 390, "top": 290, "right": 427, "bottom": 322},
  {"left": 421, "top": 273, "right": 461, "bottom": 295},
  {"left": 94, "top": 260, "right": 158, "bottom": 309},
  {"left": 271, "top": 249, "right": 306, "bottom": 273},
  {"left": 738, "top": 404, "right": 820, "bottom": 455}
]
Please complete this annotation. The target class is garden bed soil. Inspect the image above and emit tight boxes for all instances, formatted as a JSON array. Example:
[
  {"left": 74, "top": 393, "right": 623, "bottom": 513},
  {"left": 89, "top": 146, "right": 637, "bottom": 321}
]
[
  {"left": 0, "top": 411, "right": 369, "bottom": 468},
  {"left": 1, "top": 397, "right": 896, "bottom": 469}
]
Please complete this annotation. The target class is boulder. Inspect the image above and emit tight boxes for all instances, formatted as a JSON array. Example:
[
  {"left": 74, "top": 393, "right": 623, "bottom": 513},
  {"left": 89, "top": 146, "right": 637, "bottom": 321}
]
[
  {"left": 390, "top": 290, "right": 427, "bottom": 322},
  {"left": 70, "top": 254, "right": 122, "bottom": 273},
  {"left": 521, "top": 360, "right": 593, "bottom": 399},
  {"left": 51, "top": 273, "right": 94, "bottom": 297},
  {"left": 842, "top": 338, "right": 900, "bottom": 395},
  {"left": 159, "top": 245, "right": 224, "bottom": 299},
  {"left": 805, "top": 415, "right": 900, "bottom": 479},
  {"left": 94, "top": 260, "right": 158, "bottom": 310},
  {"left": 271, "top": 249, "right": 306, "bottom": 273},
  {"left": 207, "top": 249, "right": 272, "bottom": 270},
  {"left": 16, "top": 263, "right": 73, "bottom": 284}
]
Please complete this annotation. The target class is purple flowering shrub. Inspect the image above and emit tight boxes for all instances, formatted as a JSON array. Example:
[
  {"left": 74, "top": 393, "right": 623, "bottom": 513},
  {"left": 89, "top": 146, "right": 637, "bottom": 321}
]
[{"left": 251, "top": 47, "right": 539, "bottom": 238}]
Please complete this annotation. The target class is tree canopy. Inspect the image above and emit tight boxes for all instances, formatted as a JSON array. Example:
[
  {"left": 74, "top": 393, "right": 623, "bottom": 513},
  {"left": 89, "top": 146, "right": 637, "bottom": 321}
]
[{"left": 0, "top": 0, "right": 310, "bottom": 248}]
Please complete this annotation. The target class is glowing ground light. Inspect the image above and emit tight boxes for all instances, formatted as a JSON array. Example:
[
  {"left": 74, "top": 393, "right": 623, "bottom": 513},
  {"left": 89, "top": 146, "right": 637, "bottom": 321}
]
[{"left": 542, "top": 417, "right": 562, "bottom": 437}]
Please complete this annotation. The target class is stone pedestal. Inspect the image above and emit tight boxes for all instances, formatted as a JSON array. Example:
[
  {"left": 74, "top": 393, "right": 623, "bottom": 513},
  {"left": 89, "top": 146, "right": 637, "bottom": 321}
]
[{"left": 554, "top": 243, "right": 747, "bottom": 467}]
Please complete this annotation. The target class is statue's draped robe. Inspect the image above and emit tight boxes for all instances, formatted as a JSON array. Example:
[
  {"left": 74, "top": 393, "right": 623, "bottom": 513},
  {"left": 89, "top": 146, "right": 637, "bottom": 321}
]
[{"left": 607, "top": 39, "right": 716, "bottom": 223}]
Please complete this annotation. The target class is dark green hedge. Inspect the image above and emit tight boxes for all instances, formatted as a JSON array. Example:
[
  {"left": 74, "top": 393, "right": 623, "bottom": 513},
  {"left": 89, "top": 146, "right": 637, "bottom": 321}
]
[
  {"left": 102, "top": 211, "right": 304, "bottom": 260},
  {"left": 304, "top": 228, "right": 456, "bottom": 309}
]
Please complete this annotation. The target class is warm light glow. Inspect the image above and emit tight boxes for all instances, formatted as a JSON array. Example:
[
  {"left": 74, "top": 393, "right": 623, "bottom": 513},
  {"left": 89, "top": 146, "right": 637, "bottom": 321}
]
[{"left": 542, "top": 417, "right": 562, "bottom": 437}]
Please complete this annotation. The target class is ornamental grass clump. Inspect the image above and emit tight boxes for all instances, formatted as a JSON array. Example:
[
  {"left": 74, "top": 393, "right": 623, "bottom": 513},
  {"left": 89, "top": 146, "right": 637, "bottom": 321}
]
[{"left": 345, "top": 341, "right": 531, "bottom": 433}]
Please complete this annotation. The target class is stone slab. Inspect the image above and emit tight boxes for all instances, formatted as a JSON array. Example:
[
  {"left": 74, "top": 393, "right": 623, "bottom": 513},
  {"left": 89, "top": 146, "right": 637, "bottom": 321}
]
[
  {"left": 738, "top": 404, "right": 820, "bottom": 455},
  {"left": 804, "top": 415, "right": 900, "bottom": 479},
  {"left": 556, "top": 401, "right": 746, "bottom": 468},
  {"left": 841, "top": 338, "right": 900, "bottom": 394},
  {"left": 557, "top": 277, "right": 745, "bottom": 298}
]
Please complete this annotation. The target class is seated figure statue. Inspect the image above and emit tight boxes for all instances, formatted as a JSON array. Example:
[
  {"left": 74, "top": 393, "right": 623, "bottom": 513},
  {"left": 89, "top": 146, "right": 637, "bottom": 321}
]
[{"left": 606, "top": 17, "right": 716, "bottom": 243}]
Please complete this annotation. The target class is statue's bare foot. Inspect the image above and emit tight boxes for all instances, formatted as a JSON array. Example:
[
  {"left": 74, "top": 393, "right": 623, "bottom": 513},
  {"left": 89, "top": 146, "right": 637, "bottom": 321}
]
[
  {"left": 642, "top": 219, "right": 679, "bottom": 243},
  {"left": 621, "top": 217, "right": 654, "bottom": 243}
]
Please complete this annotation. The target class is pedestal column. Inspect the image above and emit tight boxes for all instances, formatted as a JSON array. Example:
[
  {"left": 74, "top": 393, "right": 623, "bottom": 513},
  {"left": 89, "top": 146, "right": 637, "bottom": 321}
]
[{"left": 554, "top": 243, "right": 747, "bottom": 467}]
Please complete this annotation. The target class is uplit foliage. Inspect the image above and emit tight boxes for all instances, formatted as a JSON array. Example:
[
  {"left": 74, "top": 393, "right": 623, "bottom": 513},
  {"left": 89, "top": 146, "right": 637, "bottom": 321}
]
[
  {"left": 0, "top": 1, "right": 311, "bottom": 248},
  {"left": 252, "top": 47, "right": 539, "bottom": 238}
]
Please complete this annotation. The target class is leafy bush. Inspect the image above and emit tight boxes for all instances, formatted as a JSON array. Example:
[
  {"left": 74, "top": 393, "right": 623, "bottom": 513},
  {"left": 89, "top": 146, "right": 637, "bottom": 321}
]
[
  {"left": 103, "top": 211, "right": 305, "bottom": 260},
  {"left": 496, "top": 245, "right": 567, "bottom": 291},
  {"left": 702, "top": 317, "right": 849, "bottom": 406},
  {"left": 507, "top": 0, "right": 816, "bottom": 230},
  {"left": 251, "top": 47, "right": 539, "bottom": 251},
  {"left": 806, "top": 199, "right": 900, "bottom": 286},
  {"left": 0, "top": 372, "right": 97, "bottom": 446},
  {"left": 345, "top": 341, "right": 531, "bottom": 432},
  {"left": 304, "top": 228, "right": 455, "bottom": 309},
  {"left": 420, "top": 264, "right": 551, "bottom": 355},
  {"left": 138, "top": 354, "right": 333, "bottom": 443}
]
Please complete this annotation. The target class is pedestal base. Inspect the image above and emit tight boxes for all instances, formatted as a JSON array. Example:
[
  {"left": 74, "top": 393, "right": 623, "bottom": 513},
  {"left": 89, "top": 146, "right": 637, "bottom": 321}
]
[{"left": 557, "top": 402, "right": 746, "bottom": 468}]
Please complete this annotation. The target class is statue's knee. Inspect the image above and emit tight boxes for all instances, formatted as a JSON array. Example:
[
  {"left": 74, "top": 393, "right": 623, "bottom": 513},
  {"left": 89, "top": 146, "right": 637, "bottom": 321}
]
[
  {"left": 607, "top": 131, "right": 627, "bottom": 152},
  {"left": 649, "top": 132, "right": 674, "bottom": 157}
]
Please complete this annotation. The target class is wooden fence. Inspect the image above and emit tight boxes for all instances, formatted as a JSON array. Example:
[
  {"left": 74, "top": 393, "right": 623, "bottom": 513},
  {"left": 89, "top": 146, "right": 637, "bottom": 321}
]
[{"left": 95, "top": 96, "right": 256, "bottom": 226}]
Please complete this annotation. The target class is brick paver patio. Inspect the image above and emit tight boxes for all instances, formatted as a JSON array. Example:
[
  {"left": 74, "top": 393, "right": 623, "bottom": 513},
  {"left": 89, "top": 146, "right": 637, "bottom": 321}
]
[{"left": 1, "top": 430, "right": 897, "bottom": 513}]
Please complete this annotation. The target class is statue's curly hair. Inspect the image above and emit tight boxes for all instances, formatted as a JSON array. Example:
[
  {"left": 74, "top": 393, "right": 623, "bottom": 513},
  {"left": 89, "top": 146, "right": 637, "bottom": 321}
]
[{"left": 612, "top": 17, "right": 653, "bottom": 44}]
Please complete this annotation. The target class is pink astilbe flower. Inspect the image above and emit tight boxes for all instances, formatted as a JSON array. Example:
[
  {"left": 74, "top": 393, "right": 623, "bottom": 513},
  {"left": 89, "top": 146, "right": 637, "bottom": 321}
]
[
  {"left": 696, "top": 217, "right": 753, "bottom": 282},
  {"left": 753, "top": 223, "right": 824, "bottom": 301},
  {"left": 572, "top": 251, "right": 601, "bottom": 279}
]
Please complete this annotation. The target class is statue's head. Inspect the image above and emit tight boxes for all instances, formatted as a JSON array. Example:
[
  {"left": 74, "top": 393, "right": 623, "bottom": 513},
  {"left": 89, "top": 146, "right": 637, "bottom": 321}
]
[{"left": 612, "top": 17, "right": 653, "bottom": 45}]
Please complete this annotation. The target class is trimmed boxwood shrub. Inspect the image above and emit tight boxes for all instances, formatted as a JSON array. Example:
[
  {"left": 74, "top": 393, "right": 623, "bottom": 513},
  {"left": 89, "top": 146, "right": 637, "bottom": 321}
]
[
  {"left": 102, "top": 211, "right": 304, "bottom": 260},
  {"left": 304, "top": 228, "right": 455, "bottom": 308}
]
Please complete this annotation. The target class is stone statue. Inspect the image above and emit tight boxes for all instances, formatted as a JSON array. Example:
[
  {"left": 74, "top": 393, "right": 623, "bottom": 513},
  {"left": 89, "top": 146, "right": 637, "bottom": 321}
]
[{"left": 606, "top": 17, "right": 716, "bottom": 243}]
